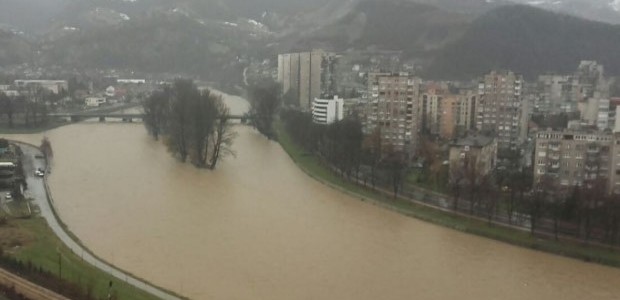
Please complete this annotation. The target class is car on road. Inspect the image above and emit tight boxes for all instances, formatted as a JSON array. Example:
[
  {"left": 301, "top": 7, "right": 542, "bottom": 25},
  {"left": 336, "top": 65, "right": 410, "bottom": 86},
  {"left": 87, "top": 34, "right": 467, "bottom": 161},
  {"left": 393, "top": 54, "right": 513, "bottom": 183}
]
[
  {"left": 35, "top": 170, "right": 45, "bottom": 177},
  {"left": 5, "top": 193, "right": 11, "bottom": 200}
]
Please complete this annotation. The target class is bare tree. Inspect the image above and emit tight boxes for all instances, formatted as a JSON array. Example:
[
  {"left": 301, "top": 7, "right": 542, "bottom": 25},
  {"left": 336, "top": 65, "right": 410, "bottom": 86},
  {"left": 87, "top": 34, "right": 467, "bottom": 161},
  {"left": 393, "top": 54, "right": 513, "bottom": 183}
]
[
  {"left": 209, "top": 98, "right": 237, "bottom": 170},
  {"left": 188, "top": 89, "right": 217, "bottom": 167},
  {"left": 382, "top": 145, "right": 406, "bottom": 198},
  {"left": 248, "top": 79, "right": 281, "bottom": 139},
  {"left": 165, "top": 80, "right": 194, "bottom": 162},
  {"left": 449, "top": 159, "right": 466, "bottom": 212},
  {"left": 143, "top": 88, "right": 170, "bottom": 140},
  {"left": 528, "top": 174, "right": 553, "bottom": 235},
  {"left": 145, "top": 79, "right": 237, "bottom": 169},
  {"left": 0, "top": 93, "right": 14, "bottom": 128},
  {"left": 362, "top": 129, "right": 382, "bottom": 189},
  {"left": 40, "top": 137, "right": 53, "bottom": 159}
]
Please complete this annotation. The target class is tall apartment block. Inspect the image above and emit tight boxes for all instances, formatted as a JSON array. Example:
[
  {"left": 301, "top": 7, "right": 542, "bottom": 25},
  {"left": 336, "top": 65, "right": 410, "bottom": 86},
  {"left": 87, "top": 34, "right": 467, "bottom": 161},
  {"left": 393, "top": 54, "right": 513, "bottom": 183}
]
[
  {"left": 533, "top": 61, "right": 608, "bottom": 115},
  {"left": 419, "top": 84, "right": 478, "bottom": 140},
  {"left": 277, "top": 50, "right": 336, "bottom": 110},
  {"left": 476, "top": 71, "right": 525, "bottom": 151},
  {"left": 366, "top": 72, "right": 421, "bottom": 156},
  {"left": 456, "top": 90, "right": 478, "bottom": 135},
  {"left": 535, "top": 75, "right": 580, "bottom": 114}
]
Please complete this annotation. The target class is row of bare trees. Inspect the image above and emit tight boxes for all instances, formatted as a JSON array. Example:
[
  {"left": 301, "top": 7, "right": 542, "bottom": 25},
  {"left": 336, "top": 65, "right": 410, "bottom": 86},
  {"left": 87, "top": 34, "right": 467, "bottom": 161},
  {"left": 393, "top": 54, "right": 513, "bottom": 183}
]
[
  {"left": 0, "top": 91, "right": 51, "bottom": 128},
  {"left": 448, "top": 152, "right": 620, "bottom": 245},
  {"left": 281, "top": 109, "right": 408, "bottom": 198},
  {"left": 143, "top": 79, "right": 236, "bottom": 169},
  {"left": 247, "top": 80, "right": 281, "bottom": 140}
]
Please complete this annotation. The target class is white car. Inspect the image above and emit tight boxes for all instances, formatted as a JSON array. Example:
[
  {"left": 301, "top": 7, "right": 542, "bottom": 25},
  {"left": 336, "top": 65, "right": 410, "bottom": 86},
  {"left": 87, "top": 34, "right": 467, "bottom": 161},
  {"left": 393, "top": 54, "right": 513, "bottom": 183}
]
[
  {"left": 5, "top": 193, "right": 11, "bottom": 200},
  {"left": 35, "top": 170, "right": 45, "bottom": 177}
]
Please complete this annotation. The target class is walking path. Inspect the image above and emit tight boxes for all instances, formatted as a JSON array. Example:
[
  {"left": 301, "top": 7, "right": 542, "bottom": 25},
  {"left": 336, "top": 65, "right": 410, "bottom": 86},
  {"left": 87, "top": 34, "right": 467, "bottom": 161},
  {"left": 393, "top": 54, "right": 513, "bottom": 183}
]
[{"left": 16, "top": 141, "right": 184, "bottom": 300}]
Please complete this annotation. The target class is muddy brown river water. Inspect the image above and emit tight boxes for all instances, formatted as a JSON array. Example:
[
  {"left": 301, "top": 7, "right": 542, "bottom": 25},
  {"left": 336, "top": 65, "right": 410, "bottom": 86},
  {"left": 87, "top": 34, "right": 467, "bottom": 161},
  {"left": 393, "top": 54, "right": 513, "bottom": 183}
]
[{"left": 6, "top": 92, "right": 620, "bottom": 299}]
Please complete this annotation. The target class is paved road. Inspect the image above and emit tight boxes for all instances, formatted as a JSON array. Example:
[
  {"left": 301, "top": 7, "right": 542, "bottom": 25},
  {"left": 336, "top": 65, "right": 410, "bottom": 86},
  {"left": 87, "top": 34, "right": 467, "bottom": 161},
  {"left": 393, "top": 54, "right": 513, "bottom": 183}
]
[{"left": 17, "top": 142, "right": 184, "bottom": 300}]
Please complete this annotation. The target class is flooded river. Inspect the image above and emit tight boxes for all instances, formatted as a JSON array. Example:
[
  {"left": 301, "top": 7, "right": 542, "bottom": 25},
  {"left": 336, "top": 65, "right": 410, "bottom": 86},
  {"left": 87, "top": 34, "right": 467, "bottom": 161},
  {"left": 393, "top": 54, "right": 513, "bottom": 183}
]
[{"left": 6, "top": 92, "right": 620, "bottom": 299}]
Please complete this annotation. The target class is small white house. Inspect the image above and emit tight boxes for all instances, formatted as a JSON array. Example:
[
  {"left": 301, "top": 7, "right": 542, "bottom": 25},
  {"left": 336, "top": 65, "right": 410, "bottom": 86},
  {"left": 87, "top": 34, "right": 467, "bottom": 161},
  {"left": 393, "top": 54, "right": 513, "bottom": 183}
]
[
  {"left": 85, "top": 97, "right": 106, "bottom": 107},
  {"left": 105, "top": 86, "right": 116, "bottom": 97}
]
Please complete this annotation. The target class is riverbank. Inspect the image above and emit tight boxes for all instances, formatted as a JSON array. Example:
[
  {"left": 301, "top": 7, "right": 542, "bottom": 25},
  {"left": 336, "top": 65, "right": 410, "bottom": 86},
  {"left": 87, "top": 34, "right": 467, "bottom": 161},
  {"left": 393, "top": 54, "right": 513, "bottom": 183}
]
[
  {"left": 275, "top": 122, "right": 620, "bottom": 268},
  {"left": 6, "top": 217, "right": 159, "bottom": 300},
  {"left": 2, "top": 141, "right": 185, "bottom": 300}
]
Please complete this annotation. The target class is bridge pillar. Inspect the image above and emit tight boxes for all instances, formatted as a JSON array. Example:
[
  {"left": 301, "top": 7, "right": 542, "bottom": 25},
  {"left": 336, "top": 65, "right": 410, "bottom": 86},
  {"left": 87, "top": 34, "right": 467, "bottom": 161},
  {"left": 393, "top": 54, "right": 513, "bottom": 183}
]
[{"left": 99, "top": 116, "right": 106, "bottom": 123}]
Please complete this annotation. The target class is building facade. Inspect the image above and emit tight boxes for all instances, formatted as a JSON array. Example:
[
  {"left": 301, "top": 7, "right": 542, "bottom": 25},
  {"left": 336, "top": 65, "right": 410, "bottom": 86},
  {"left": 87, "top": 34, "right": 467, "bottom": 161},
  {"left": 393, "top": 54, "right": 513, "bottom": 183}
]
[
  {"left": 366, "top": 72, "right": 421, "bottom": 156},
  {"left": 456, "top": 90, "right": 478, "bottom": 134},
  {"left": 14, "top": 80, "right": 68, "bottom": 94},
  {"left": 534, "top": 130, "right": 612, "bottom": 188},
  {"left": 449, "top": 136, "right": 498, "bottom": 178},
  {"left": 277, "top": 50, "right": 336, "bottom": 110},
  {"left": 476, "top": 71, "right": 525, "bottom": 151},
  {"left": 312, "top": 96, "right": 344, "bottom": 125}
]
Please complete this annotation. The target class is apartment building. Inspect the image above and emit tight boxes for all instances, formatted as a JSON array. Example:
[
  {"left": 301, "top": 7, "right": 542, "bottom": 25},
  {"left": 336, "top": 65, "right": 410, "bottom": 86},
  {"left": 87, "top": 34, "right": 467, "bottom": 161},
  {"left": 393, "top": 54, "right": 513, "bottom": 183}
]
[
  {"left": 534, "top": 130, "right": 612, "bottom": 188},
  {"left": 419, "top": 82, "right": 447, "bottom": 136},
  {"left": 456, "top": 90, "right": 478, "bottom": 134},
  {"left": 476, "top": 70, "right": 525, "bottom": 150},
  {"left": 366, "top": 72, "right": 421, "bottom": 156},
  {"left": 277, "top": 50, "right": 336, "bottom": 110},
  {"left": 439, "top": 95, "right": 460, "bottom": 140},
  {"left": 535, "top": 75, "right": 580, "bottom": 114}
]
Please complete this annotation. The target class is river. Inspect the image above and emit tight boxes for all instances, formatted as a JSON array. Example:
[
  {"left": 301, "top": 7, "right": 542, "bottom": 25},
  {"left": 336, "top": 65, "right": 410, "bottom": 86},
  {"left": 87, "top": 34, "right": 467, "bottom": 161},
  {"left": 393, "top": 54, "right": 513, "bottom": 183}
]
[{"left": 5, "top": 91, "right": 620, "bottom": 299}]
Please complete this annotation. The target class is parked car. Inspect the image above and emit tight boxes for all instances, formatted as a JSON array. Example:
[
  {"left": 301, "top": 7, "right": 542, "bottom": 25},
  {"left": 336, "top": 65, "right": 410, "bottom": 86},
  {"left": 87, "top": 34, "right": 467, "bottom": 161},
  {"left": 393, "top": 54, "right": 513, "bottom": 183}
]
[{"left": 5, "top": 193, "right": 11, "bottom": 200}]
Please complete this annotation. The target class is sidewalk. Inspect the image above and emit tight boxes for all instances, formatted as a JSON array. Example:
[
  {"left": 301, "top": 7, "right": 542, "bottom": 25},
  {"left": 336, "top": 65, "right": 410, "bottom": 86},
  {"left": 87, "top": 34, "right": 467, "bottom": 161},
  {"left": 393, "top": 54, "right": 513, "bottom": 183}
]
[{"left": 15, "top": 141, "right": 184, "bottom": 300}]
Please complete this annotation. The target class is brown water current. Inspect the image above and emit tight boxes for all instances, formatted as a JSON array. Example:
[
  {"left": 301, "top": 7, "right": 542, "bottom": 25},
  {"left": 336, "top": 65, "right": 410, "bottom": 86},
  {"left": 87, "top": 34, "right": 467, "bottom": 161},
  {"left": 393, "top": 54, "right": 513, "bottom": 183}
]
[{"left": 6, "top": 92, "right": 620, "bottom": 299}]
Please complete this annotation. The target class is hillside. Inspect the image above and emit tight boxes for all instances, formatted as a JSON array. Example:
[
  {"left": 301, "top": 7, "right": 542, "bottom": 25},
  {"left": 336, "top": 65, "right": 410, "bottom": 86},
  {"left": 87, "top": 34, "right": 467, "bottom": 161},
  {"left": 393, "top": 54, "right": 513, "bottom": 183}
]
[
  {"left": 425, "top": 5, "right": 620, "bottom": 79},
  {"left": 0, "top": 30, "right": 33, "bottom": 66},
  {"left": 293, "top": 0, "right": 471, "bottom": 53},
  {"left": 40, "top": 13, "right": 257, "bottom": 82}
]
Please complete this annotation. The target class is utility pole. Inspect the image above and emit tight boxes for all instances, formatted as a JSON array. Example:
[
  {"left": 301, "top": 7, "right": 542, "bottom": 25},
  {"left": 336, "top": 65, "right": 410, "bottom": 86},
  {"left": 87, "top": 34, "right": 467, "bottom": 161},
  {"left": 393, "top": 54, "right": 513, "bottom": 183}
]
[{"left": 57, "top": 249, "right": 62, "bottom": 292}]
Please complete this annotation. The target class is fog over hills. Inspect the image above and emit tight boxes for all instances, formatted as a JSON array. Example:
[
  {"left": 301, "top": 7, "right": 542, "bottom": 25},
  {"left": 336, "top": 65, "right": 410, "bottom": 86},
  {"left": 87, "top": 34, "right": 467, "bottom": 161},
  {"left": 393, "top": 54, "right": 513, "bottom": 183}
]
[
  {"left": 2, "top": 0, "right": 619, "bottom": 35},
  {"left": 1, "top": 0, "right": 620, "bottom": 81}
]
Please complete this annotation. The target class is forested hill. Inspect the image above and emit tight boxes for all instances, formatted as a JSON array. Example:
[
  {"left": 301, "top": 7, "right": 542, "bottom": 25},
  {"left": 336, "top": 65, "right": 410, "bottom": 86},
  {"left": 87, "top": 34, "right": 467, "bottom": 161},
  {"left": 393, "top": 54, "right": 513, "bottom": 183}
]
[
  {"left": 41, "top": 13, "right": 254, "bottom": 82},
  {"left": 295, "top": 0, "right": 471, "bottom": 53},
  {"left": 0, "top": 30, "right": 32, "bottom": 66},
  {"left": 425, "top": 5, "right": 620, "bottom": 79}
]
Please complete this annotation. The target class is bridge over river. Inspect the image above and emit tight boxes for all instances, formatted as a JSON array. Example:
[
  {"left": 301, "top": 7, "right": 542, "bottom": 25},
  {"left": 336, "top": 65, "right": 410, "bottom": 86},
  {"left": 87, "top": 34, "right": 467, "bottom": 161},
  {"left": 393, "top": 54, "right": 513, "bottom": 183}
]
[{"left": 49, "top": 112, "right": 251, "bottom": 123}]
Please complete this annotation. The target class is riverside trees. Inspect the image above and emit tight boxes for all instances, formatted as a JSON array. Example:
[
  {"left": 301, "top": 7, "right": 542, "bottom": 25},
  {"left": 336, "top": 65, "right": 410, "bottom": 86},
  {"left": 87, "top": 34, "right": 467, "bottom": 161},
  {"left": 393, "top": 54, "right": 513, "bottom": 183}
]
[
  {"left": 248, "top": 80, "right": 281, "bottom": 140},
  {"left": 143, "top": 79, "right": 235, "bottom": 169}
]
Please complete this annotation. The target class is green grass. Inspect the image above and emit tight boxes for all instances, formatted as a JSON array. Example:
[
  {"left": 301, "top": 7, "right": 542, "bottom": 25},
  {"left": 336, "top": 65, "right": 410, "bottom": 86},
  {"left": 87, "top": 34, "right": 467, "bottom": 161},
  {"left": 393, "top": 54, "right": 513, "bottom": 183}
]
[
  {"left": 275, "top": 121, "right": 620, "bottom": 268},
  {"left": 405, "top": 167, "right": 449, "bottom": 194},
  {"left": 11, "top": 217, "right": 161, "bottom": 300},
  {"left": 6, "top": 200, "right": 32, "bottom": 219}
]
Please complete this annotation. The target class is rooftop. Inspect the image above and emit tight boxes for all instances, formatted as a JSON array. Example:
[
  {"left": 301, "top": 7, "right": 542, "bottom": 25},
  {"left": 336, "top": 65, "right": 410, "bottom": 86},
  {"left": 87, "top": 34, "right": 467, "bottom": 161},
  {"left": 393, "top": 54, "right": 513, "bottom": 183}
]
[{"left": 452, "top": 136, "right": 495, "bottom": 148}]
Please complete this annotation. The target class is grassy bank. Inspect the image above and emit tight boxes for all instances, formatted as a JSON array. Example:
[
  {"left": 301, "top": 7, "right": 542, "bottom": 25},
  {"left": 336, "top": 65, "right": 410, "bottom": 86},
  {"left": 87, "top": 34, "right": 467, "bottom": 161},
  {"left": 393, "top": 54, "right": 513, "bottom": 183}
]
[
  {"left": 275, "top": 121, "right": 620, "bottom": 268},
  {"left": 5, "top": 217, "right": 160, "bottom": 300}
]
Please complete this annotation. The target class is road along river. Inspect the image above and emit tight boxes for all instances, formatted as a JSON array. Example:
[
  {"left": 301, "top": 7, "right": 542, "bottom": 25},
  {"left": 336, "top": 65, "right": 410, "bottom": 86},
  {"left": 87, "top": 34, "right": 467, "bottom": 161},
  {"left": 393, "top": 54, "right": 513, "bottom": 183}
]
[{"left": 6, "top": 92, "right": 620, "bottom": 300}]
